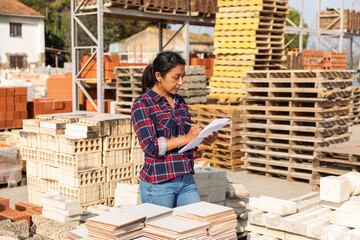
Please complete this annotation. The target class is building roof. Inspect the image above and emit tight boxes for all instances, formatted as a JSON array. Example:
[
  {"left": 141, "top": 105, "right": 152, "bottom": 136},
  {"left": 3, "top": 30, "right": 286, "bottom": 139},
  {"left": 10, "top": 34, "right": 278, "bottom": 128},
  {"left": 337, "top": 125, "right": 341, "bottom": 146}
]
[
  {"left": 0, "top": 0, "right": 44, "bottom": 18},
  {"left": 127, "top": 27, "right": 213, "bottom": 45}
]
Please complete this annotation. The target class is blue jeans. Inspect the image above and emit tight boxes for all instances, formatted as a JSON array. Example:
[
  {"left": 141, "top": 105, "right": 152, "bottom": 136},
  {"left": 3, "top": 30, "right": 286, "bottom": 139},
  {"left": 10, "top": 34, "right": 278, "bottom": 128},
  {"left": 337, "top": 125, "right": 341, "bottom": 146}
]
[{"left": 139, "top": 174, "right": 201, "bottom": 208}]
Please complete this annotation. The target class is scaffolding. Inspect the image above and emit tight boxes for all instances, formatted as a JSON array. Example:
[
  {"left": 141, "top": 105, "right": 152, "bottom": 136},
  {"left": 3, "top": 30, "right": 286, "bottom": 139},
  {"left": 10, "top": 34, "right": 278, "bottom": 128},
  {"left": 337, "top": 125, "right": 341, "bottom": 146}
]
[
  {"left": 285, "top": 0, "right": 360, "bottom": 68},
  {"left": 71, "top": 0, "right": 215, "bottom": 113}
]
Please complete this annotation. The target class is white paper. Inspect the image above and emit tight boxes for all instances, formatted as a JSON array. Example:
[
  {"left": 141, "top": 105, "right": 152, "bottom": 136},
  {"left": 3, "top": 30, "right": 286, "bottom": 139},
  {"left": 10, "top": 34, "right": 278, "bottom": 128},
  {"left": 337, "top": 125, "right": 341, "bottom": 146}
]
[{"left": 178, "top": 118, "right": 231, "bottom": 153}]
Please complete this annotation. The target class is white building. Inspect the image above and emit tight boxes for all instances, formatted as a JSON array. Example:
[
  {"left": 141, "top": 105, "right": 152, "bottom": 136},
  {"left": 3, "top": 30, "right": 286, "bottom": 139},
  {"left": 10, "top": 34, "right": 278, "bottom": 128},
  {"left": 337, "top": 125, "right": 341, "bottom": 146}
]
[{"left": 0, "top": 0, "right": 45, "bottom": 70}]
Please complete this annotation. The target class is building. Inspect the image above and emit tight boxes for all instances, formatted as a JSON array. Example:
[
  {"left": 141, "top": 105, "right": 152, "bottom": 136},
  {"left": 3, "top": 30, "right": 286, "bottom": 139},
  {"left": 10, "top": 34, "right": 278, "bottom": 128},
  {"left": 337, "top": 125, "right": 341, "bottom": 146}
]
[
  {"left": 0, "top": 0, "right": 45, "bottom": 70},
  {"left": 123, "top": 26, "right": 214, "bottom": 63}
]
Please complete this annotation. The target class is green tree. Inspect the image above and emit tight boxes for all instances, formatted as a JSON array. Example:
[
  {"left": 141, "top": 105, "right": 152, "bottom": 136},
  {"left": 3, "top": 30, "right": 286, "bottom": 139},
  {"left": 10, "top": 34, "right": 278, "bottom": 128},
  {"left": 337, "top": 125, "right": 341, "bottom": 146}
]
[{"left": 285, "top": 9, "right": 309, "bottom": 50}]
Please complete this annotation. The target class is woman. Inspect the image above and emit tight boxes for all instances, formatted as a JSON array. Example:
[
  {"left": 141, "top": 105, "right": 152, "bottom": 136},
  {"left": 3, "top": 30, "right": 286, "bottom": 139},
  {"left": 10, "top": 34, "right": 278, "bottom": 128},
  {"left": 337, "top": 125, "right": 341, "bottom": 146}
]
[{"left": 131, "top": 51, "right": 218, "bottom": 208}]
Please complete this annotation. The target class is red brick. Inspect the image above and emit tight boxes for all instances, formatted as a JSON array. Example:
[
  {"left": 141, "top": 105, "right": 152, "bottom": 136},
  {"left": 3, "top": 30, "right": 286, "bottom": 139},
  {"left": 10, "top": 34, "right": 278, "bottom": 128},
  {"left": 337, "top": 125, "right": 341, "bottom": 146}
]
[
  {"left": 13, "top": 112, "right": 20, "bottom": 119},
  {"left": 5, "top": 121, "right": 14, "bottom": 128},
  {"left": 15, "top": 202, "right": 42, "bottom": 214},
  {"left": 0, "top": 197, "right": 10, "bottom": 211},
  {"left": 0, "top": 105, "right": 5, "bottom": 112},
  {"left": 14, "top": 120, "right": 22, "bottom": 128},
  {"left": 0, "top": 209, "right": 31, "bottom": 227},
  {"left": 6, "top": 88, "right": 15, "bottom": 96},
  {"left": 20, "top": 95, "right": 27, "bottom": 103},
  {"left": 20, "top": 111, "right": 27, "bottom": 119},
  {"left": 6, "top": 104, "right": 15, "bottom": 112},
  {"left": 6, "top": 96, "right": 14, "bottom": 104},
  {"left": 14, "top": 96, "right": 21, "bottom": 103},
  {"left": 0, "top": 112, "right": 5, "bottom": 120},
  {"left": 0, "top": 97, "right": 5, "bottom": 104},
  {"left": 14, "top": 87, "right": 27, "bottom": 96},
  {"left": 0, "top": 121, "right": 5, "bottom": 129},
  {"left": 15, "top": 103, "right": 26, "bottom": 112},
  {"left": 6, "top": 112, "right": 14, "bottom": 120},
  {"left": 53, "top": 101, "right": 64, "bottom": 110},
  {"left": 0, "top": 88, "right": 6, "bottom": 96}
]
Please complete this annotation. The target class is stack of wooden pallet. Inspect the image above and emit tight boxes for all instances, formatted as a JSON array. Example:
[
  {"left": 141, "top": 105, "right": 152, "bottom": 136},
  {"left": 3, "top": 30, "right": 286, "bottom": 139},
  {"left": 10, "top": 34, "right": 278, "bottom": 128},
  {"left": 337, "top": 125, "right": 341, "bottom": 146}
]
[
  {"left": 351, "top": 86, "right": 360, "bottom": 125},
  {"left": 114, "top": 66, "right": 207, "bottom": 113},
  {"left": 20, "top": 112, "right": 144, "bottom": 209},
  {"left": 314, "top": 140, "right": 360, "bottom": 190},
  {"left": 209, "top": 0, "right": 288, "bottom": 104},
  {"left": 242, "top": 70, "right": 353, "bottom": 185},
  {"left": 188, "top": 104, "right": 243, "bottom": 171},
  {"left": 320, "top": 9, "right": 360, "bottom": 33}
]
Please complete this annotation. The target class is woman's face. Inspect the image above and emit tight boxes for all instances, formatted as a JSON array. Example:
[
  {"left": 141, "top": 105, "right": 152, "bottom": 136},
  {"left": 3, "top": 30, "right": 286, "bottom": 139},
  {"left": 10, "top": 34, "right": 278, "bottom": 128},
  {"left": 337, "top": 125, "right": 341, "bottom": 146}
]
[{"left": 155, "top": 64, "right": 185, "bottom": 95}]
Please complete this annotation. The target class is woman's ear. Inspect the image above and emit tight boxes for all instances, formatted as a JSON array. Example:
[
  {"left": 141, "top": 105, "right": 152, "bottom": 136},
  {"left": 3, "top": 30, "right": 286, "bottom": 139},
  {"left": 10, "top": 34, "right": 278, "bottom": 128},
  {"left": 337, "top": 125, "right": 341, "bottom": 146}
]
[{"left": 154, "top": 72, "right": 162, "bottom": 82}]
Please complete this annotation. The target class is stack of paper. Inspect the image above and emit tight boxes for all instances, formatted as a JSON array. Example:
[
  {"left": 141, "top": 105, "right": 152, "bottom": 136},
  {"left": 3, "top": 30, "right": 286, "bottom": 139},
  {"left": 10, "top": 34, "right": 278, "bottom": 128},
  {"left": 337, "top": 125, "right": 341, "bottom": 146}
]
[
  {"left": 85, "top": 211, "right": 146, "bottom": 240},
  {"left": 143, "top": 215, "right": 210, "bottom": 239},
  {"left": 174, "top": 201, "right": 237, "bottom": 239},
  {"left": 67, "top": 227, "right": 87, "bottom": 240},
  {"left": 121, "top": 203, "right": 173, "bottom": 222}
]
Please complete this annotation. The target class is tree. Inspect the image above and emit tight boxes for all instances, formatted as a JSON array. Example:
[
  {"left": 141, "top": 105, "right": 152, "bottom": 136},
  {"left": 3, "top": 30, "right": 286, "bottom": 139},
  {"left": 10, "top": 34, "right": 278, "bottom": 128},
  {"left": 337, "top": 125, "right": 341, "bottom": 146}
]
[{"left": 285, "top": 9, "right": 309, "bottom": 50}]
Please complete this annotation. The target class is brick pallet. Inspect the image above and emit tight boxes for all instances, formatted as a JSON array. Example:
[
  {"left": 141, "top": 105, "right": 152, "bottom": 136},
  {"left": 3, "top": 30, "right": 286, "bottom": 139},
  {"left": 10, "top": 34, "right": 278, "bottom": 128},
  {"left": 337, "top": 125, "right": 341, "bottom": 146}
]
[
  {"left": 0, "top": 87, "right": 27, "bottom": 129},
  {"left": 209, "top": 0, "right": 288, "bottom": 104},
  {"left": 114, "top": 65, "right": 207, "bottom": 113},
  {"left": 188, "top": 104, "right": 243, "bottom": 171},
  {"left": 351, "top": 86, "right": 360, "bottom": 125},
  {"left": 241, "top": 70, "right": 354, "bottom": 185},
  {"left": 20, "top": 112, "right": 144, "bottom": 210}
]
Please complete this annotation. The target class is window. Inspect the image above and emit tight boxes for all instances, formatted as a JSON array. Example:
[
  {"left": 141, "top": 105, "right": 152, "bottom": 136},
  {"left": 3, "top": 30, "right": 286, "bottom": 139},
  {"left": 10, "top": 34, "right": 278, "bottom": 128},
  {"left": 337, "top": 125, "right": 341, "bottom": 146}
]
[
  {"left": 10, "top": 23, "right": 22, "bottom": 37},
  {"left": 9, "top": 56, "right": 24, "bottom": 69}
]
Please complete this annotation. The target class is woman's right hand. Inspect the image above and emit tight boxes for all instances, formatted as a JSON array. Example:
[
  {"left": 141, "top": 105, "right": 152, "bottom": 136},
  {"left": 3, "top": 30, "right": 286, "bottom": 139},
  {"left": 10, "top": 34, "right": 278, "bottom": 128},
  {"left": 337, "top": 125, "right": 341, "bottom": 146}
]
[{"left": 185, "top": 125, "right": 203, "bottom": 142}]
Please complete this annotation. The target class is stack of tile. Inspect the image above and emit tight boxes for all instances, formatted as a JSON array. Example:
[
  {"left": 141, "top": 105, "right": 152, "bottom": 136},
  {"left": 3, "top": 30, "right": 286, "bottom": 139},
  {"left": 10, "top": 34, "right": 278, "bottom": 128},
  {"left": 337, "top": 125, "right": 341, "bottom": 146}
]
[
  {"left": 177, "top": 66, "right": 207, "bottom": 105},
  {"left": 42, "top": 195, "right": 82, "bottom": 227},
  {"left": 351, "top": 86, "right": 360, "bottom": 125},
  {"left": 188, "top": 104, "right": 243, "bottom": 171},
  {"left": 194, "top": 166, "right": 227, "bottom": 205},
  {"left": 0, "top": 86, "right": 27, "bottom": 129},
  {"left": 85, "top": 211, "right": 145, "bottom": 239},
  {"left": 242, "top": 70, "right": 353, "bottom": 185},
  {"left": 121, "top": 203, "right": 173, "bottom": 222},
  {"left": 174, "top": 201, "right": 238, "bottom": 239},
  {"left": 20, "top": 112, "right": 142, "bottom": 209},
  {"left": 113, "top": 183, "right": 141, "bottom": 208},
  {"left": 226, "top": 182, "right": 250, "bottom": 237},
  {"left": 67, "top": 227, "right": 87, "bottom": 240},
  {"left": 209, "top": 0, "right": 288, "bottom": 104},
  {"left": 248, "top": 173, "right": 360, "bottom": 239}
]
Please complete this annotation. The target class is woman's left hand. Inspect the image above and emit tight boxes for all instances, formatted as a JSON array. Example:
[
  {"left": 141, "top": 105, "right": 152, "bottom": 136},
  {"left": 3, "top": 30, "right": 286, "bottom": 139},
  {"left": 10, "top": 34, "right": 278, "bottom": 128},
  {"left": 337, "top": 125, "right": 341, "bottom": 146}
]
[{"left": 203, "top": 131, "right": 218, "bottom": 144}]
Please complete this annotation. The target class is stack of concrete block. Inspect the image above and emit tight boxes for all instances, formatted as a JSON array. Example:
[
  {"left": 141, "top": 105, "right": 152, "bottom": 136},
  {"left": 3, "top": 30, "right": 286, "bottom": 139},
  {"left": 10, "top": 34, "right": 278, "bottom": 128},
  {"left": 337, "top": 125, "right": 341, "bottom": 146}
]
[
  {"left": 226, "top": 182, "right": 250, "bottom": 237},
  {"left": 177, "top": 66, "right": 207, "bottom": 104},
  {"left": 113, "top": 183, "right": 141, "bottom": 209},
  {"left": 193, "top": 166, "right": 227, "bottom": 205},
  {"left": 42, "top": 195, "right": 83, "bottom": 227},
  {"left": 20, "top": 112, "right": 142, "bottom": 209},
  {"left": 247, "top": 172, "right": 360, "bottom": 239}
]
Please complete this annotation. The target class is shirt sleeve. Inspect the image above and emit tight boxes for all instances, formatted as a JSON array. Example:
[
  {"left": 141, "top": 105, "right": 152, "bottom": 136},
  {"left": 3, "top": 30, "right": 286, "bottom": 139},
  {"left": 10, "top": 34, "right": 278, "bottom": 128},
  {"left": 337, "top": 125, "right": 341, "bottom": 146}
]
[{"left": 131, "top": 100, "right": 167, "bottom": 158}]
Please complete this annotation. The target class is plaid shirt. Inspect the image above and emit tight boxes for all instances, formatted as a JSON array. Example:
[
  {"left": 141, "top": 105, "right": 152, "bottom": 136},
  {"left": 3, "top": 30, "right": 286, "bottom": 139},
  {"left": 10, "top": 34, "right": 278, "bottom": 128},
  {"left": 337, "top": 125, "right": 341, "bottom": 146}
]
[{"left": 131, "top": 88, "right": 196, "bottom": 184}]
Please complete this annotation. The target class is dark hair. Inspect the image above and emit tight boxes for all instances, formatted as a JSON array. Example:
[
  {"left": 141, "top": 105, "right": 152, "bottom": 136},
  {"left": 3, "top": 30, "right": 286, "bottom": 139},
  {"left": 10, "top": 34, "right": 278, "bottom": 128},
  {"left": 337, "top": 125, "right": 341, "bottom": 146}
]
[{"left": 142, "top": 51, "right": 186, "bottom": 93}]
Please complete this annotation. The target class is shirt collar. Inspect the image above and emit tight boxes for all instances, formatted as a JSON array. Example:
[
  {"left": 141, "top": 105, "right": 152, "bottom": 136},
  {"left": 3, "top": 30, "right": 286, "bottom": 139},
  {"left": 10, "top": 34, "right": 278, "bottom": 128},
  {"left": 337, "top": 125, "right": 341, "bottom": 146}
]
[{"left": 146, "top": 88, "right": 180, "bottom": 105}]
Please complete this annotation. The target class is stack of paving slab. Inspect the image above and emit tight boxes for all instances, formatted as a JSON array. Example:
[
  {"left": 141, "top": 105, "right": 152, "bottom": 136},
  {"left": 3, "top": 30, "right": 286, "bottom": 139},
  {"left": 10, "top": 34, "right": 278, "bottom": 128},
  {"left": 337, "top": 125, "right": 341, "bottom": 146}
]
[
  {"left": 209, "top": 0, "right": 288, "bottom": 104},
  {"left": 20, "top": 111, "right": 144, "bottom": 209},
  {"left": 189, "top": 105, "right": 244, "bottom": 171},
  {"left": 247, "top": 172, "right": 360, "bottom": 240},
  {"left": 242, "top": 70, "right": 353, "bottom": 185},
  {"left": 114, "top": 65, "right": 206, "bottom": 114},
  {"left": 42, "top": 195, "right": 82, "bottom": 227}
]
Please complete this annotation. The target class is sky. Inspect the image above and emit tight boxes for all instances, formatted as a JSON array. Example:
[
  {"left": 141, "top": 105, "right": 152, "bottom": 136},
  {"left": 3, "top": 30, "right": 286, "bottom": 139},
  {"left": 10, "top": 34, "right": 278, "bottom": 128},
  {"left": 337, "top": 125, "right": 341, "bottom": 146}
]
[{"left": 171, "top": 0, "right": 360, "bottom": 36}]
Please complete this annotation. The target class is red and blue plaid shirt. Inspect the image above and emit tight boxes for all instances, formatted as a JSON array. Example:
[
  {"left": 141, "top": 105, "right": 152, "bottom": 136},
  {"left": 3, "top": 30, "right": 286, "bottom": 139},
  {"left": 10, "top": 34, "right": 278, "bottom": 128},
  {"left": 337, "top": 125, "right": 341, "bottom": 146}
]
[{"left": 131, "top": 88, "right": 196, "bottom": 184}]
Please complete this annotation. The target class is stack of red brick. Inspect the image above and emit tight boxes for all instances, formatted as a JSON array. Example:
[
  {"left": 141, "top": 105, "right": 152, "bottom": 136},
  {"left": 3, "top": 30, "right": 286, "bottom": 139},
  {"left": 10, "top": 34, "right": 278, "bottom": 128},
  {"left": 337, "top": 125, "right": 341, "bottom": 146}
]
[
  {"left": 27, "top": 99, "right": 72, "bottom": 119},
  {"left": 323, "top": 52, "right": 347, "bottom": 70},
  {"left": 0, "top": 87, "right": 27, "bottom": 129},
  {"left": 302, "top": 49, "right": 324, "bottom": 70},
  {"left": 0, "top": 197, "right": 42, "bottom": 227},
  {"left": 190, "top": 54, "right": 214, "bottom": 79}
]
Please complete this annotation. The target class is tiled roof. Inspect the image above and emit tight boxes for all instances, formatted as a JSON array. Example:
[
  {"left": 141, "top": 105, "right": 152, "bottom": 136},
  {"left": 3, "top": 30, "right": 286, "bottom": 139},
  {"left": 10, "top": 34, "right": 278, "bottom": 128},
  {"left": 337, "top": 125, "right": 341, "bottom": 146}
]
[{"left": 0, "top": 0, "right": 43, "bottom": 17}]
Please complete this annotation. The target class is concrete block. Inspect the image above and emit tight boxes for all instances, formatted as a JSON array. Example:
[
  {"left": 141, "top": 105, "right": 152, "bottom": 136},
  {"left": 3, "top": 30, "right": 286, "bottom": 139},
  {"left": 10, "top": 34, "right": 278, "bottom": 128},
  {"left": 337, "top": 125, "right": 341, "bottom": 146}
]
[
  {"left": 207, "top": 167, "right": 227, "bottom": 179},
  {"left": 209, "top": 178, "right": 227, "bottom": 187},
  {"left": 200, "top": 195, "right": 210, "bottom": 202},
  {"left": 209, "top": 186, "right": 226, "bottom": 202},
  {"left": 264, "top": 213, "right": 285, "bottom": 231},
  {"left": 344, "top": 228, "right": 360, "bottom": 240},
  {"left": 343, "top": 172, "right": 360, "bottom": 195},
  {"left": 42, "top": 195, "right": 81, "bottom": 210},
  {"left": 304, "top": 213, "right": 331, "bottom": 239},
  {"left": 248, "top": 210, "right": 266, "bottom": 226},
  {"left": 249, "top": 196, "right": 297, "bottom": 216},
  {"left": 227, "top": 182, "right": 250, "bottom": 198},
  {"left": 42, "top": 209, "right": 81, "bottom": 223},
  {"left": 320, "top": 224, "right": 350, "bottom": 240},
  {"left": 194, "top": 178, "right": 211, "bottom": 188},
  {"left": 320, "top": 176, "right": 352, "bottom": 203},
  {"left": 212, "top": 200, "right": 225, "bottom": 206},
  {"left": 331, "top": 210, "right": 360, "bottom": 228},
  {"left": 197, "top": 187, "right": 210, "bottom": 196}
]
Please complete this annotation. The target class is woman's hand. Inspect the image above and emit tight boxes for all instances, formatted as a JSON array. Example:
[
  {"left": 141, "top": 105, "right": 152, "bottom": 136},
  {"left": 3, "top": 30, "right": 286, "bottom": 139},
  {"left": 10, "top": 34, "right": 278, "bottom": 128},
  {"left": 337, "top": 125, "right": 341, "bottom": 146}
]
[
  {"left": 185, "top": 125, "right": 203, "bottom": 142},
  {"left": 203, "top": 131, "right": 218, "bottom": 144}
]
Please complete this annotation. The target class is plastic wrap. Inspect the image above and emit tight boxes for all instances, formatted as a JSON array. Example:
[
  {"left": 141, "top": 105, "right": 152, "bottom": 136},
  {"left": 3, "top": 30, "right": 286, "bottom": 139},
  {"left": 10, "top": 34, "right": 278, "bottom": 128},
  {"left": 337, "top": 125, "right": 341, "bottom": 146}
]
[{"left": 0, "top": 145, "right": 21, "bottom": 184}]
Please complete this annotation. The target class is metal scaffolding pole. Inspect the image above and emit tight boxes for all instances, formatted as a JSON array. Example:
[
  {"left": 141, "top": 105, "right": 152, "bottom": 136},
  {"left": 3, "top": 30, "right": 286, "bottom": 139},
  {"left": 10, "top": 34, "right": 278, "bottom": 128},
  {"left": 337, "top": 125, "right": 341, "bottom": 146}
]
[
  {"left": 97, "top": 0, "right": 104, "bottom": 113},
  {"left": 299, "top": 0, "right": 304, "bottom": 52}
]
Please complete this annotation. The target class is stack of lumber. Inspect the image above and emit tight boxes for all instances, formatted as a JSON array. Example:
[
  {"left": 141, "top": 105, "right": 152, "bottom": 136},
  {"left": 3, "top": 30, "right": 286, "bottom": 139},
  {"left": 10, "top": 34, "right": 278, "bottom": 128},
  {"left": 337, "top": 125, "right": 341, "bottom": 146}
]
[
  {"left": 114, "top": 66, "right": 207, "bottom": 113},
  {"left": 0, "top": 86, "right": 27, "bottom": 129},
  {"left": 177, "top": 66, "right": 207, "bottom": 105},
  {"left": 320, "top": 9, "right": 360, "bottom": 33},
  {"left": 351, "top": 86, "right": 360, "bottom": 125},
  {"left": 209, "top": 0, "right": 288, "bottom": 104},
  {"left": 242, "top": 70, "right": 353, "bottom": 185},
  {"left": 248, "top": 172, "right": 360, "bottom": 239},
  {"left": 188, "top": 104, "right": 243, "bottom": 171},
  {"left": 314, "top": 140, "right": 360, "bottom": 190},
  {"left": 174, "top": 201, "right": 238, "bottom": 239},
  {"left": 20, "top": 112, "right": 144, "bottom": 209},
  {"left": 285, "top": 50, "right": 303, "bottom": 70}
]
